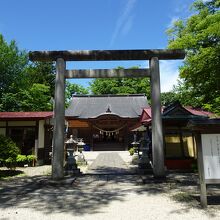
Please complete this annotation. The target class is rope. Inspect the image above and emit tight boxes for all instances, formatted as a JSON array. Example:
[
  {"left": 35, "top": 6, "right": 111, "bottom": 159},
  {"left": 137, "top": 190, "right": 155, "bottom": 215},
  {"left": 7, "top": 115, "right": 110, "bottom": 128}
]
[{"left": 93, "top": 124, "right": 126, "bottom": 133}]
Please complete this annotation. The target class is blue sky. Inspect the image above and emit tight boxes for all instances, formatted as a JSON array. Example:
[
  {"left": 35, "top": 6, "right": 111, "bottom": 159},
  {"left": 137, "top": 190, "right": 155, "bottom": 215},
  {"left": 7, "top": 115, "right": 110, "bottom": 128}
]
[{"left": 0, "top": 0, "right": 195, "bottom": 92}]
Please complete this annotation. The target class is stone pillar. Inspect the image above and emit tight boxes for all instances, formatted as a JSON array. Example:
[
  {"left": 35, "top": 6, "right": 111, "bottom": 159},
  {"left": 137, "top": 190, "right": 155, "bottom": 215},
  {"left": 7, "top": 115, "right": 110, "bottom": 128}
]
[
  {"left": 150, "top": 57, "right": 165, "bottom": 178},
  {"left": 52, "top": 58, "right": 66, "bottom": 180}
]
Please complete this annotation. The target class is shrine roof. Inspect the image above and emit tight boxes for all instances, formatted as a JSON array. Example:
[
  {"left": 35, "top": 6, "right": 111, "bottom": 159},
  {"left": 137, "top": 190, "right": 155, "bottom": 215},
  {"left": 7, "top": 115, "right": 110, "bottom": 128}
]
[
  {"left": 65, "top": 94, "right": 149, "bottom": 119},
  {"left": 0, "top": 112, "right": 53, "bottom": 120}
]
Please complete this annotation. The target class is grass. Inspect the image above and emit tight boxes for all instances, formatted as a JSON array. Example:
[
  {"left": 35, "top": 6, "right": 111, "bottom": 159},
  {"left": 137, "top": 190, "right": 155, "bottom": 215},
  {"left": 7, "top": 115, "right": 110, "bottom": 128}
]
[{"left": 171, "top": 192, "right": 195, "bottom": 203}]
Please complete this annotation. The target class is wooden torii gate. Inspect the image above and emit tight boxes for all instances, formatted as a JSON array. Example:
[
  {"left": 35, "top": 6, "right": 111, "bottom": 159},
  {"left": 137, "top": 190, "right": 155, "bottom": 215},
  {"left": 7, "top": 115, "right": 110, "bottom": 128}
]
[{"left": 29, "top": 49, "right": 185, "bottom": 180}]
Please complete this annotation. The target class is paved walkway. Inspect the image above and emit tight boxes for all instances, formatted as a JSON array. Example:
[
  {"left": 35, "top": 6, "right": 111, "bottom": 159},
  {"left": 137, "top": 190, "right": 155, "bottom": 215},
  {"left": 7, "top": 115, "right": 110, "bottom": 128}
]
[{"left": 87, "top": 152, "right": 132, "bottom": 174}]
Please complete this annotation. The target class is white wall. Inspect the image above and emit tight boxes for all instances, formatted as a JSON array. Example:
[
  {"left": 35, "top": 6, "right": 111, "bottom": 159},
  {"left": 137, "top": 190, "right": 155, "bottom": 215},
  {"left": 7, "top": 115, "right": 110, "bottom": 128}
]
[{"left": 38, "top": 120, "right": 45, "bottom": 149}]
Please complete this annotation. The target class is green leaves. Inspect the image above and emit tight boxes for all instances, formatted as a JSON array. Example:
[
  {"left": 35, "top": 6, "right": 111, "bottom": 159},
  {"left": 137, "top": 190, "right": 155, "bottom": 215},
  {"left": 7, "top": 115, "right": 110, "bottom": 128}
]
[
  {"left": 0, "top": 34, "right": 56, "bottom": 112},
  {"left": 65, "top": 81, "right": 89, "bottom": 107},
  {"left": 19, "top": 84, "right": 53, "bottom": 111},
  {"left": 89, "top": 77, "right": 150, "bottom": 97},
  {"left": 166, "top": 0, "right": 220, "bottom": 114},
  {"left": 0, "top": 135, "right": 20, "bottom": 168},
  {"left": 0, "top": 35, "right": 28, "bottom": 97}
]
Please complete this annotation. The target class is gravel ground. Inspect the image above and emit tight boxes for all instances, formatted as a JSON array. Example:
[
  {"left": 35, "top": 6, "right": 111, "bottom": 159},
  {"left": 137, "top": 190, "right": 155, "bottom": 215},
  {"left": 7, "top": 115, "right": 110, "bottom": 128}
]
[{"left": 0, "top": 152, "right": 220, "bottom": 220}]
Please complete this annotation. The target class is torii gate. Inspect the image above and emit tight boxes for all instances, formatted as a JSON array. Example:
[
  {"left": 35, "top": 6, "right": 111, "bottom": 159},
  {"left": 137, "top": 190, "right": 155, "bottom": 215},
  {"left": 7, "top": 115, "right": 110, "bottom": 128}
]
[{"left": 29, "top": 49, "right": 185, "bottom": 180}]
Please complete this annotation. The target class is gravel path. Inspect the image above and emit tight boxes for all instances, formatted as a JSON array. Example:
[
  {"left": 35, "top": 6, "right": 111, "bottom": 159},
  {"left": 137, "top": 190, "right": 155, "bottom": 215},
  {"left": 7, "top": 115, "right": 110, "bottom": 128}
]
[
  {"left": 87, "top": 152, "right": 131, "bottom": 174},
  {"left": 0, "top": 152, "right": 220, "bottom": 220}
]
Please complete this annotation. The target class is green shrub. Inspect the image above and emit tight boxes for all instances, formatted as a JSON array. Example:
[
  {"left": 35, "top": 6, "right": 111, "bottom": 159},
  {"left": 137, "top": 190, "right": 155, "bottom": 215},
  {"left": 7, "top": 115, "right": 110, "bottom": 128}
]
[
  {"left": 16, "top": 154, "right": 27, "bottom": 166},
  {"left": 129, "top": 147, "right": 135, "bottom": 156},
  {"left": 27, "top": 155, "right": 37, "bottom": 166},
  {"left": 0, "top": 135, "right": 20, "bottom": 169},
  {"left": 131, "top": 155, "right": 139, "bottom": 165}
]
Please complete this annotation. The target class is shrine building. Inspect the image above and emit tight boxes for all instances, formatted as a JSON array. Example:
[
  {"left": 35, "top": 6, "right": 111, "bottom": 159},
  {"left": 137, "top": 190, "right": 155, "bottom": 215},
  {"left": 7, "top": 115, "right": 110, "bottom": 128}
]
[{"left": 65, "top": 94, "right": 148, "bottom": 151}]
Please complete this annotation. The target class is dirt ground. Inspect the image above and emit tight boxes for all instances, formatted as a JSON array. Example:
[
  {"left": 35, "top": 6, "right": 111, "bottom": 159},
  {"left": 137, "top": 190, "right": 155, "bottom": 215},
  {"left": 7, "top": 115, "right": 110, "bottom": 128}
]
[{"left": 0, "top": 152, "right": 220, "bottom": 220}]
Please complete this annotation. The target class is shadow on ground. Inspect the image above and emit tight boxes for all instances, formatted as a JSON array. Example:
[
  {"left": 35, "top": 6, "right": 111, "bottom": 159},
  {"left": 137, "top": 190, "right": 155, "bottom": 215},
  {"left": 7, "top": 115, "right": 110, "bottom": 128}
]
[
  {"left": 0, "top": 169, "right": 24, "bottom": 179},
  {"left": 0, "top": 174, "right": 142, "bottom": 216},
  {"left": 0, "top": 172, "right": 220, "bottom": 217}
]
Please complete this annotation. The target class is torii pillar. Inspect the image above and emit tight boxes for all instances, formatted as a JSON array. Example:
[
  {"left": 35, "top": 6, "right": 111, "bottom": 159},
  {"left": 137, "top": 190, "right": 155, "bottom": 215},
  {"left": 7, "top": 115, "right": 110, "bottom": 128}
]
[
  {"left": 150, "top": 57, "right": 164, "bottom": 178},
  {"left": 52, "top": 58, "right": 66, "bottom": 179}
]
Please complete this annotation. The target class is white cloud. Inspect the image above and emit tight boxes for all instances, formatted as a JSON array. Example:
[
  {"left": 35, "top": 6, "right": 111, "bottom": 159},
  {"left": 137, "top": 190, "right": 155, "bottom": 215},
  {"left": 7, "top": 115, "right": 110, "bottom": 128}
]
[
  {"left": 121, "top": 15, "right": 134, "bottom": 37},
  {"left": 139, "top": 60, "right": 181, "bottom": 92},
  {"left": 160, "top": 60, "right": 182, "bottom": 92},
  {"left": 110, "top": 0, "right": 137, "bottom": 46}
]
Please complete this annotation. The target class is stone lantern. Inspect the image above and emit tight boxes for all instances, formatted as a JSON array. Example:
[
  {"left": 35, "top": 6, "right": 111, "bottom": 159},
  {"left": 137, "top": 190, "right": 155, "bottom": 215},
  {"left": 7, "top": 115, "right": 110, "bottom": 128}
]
[
  {"left": 131, "top": 131, "right": 140, "bottom": 154},
  {"left": 65, "top": 135, "right": 81, "bottom": 175},
  {"left": 138, "top": 132, "right": 152, "bottom": 171},
  {"left": 77, "top": 139, "right": 86, "bottom": 153}
]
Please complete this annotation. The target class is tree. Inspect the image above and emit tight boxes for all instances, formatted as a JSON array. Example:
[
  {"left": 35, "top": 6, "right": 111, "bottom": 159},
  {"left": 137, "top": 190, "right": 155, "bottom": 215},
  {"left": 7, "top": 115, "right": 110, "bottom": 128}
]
[
  {"left": 89, "top": 68, "right": 150, "bottom": 97},
  {"left": 0, "top": 84, "right": 53, "bottom": 111},
  {"left": 23, "top": 61, "right": 56, "bottom": 97},
  {"left": 0, "top": 34, "right": 28, "bottom": 99},
  {"left": 90, "top": 78, "right": 150, "bottom": 96},
  {"left": 19, "top": 84, "right": 53, "bottom": 111},
  {"left": 65, "top": 81, "right": 89, "bottom": 106},
  {"left": 0, "top": 34, "right": 56, "bottom": 112},
  {"left": 161, "top": 91, "right": 178, "bottom": 106},
  {"left": 166, "top": 0, "right": 220, "bottom": 114}
]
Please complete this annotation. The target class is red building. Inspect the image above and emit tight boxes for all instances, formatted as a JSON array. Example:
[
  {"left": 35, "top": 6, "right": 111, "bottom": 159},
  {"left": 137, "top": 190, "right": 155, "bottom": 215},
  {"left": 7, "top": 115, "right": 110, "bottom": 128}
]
[
  {"left": 139, "top": 101, "right": 215, "bottom": 170},
  {"left": 0, "top": 112, "right": 53, "bottom": 164}
]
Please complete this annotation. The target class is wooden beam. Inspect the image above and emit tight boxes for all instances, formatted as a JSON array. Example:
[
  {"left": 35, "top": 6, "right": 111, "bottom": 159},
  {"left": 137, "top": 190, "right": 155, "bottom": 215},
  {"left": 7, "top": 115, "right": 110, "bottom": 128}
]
[
  {"left": 196, "top": 133, "right": 207, "bottom": 208},
  {"left": 29, "top": 49, "right": 185, "bottom": 61},
  {"left": 65, "top": 68, "right": 150, "bottom": 78}
]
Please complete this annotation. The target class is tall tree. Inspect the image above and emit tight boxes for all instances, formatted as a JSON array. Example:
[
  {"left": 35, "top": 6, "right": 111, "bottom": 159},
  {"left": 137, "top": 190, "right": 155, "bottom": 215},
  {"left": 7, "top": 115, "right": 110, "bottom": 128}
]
[
  {"left": 90, "top": 78, "right": 150, "bottom": 96},
  {"left": 166, "top": 0, "right": 220, "bottom": 114},
  {"left": 89, "top": 67, "right": 150, "bottom": 97},
  {"left": 0, "top": 34, "right": 28, "bottom": 99},
  {"left": 65, "top": 81, "right": 89, "bottom": 107},
  {"left": 0, "top": 34, "right": 56, "bottom": 111},
  {"left": 23, "top": 61, "right": 56, "bottom": 96},
  {"left": 0, "top": 84, "right": 53, "bottom": 111}
]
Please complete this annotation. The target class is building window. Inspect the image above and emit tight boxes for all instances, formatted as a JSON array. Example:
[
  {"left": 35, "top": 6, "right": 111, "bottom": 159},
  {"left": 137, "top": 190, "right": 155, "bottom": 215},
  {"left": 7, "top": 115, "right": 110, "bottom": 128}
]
[
  {"left": 8, "top": 127, "right": 36, "bottom": 155},
  {"left": 182, "top": 134, "right": 195, "bottom": 158},
  {"left": 165, "top": 135, "right": 183, "bottom": 158},
  {"left": 165, "top": 131, "right": 195, "bottom": 159}
]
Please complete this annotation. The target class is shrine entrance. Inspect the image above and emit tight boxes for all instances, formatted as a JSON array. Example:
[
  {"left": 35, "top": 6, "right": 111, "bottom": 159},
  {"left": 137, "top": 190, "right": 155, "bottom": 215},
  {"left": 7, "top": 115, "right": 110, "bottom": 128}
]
[
  {"left": 91, "top": 114, "right": 126, "bottom": 151},
  {"left": 29, "top": 49, "right": 185, "bottom": 180}
]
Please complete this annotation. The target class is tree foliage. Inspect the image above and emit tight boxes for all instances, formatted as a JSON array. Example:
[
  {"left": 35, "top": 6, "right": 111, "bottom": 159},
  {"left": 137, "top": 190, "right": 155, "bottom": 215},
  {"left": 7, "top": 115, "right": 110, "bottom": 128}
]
[
  {"left": 90, "top": 78, "right": 150, "bottom": 97},
  {"left": 0, "top": 34, "right": 56, "bottom": 111},
  {"left": 89, "top": 67, "right": 150, "bottom": 97},
  {"left": 23, "top": 62, "right": 56, "bottom": 96},
  {"left": 65, "top": 81, "right": 89, "bottom": 107},
  {"left": 0, "top": 35, "right": 28, "bottom": 98},
  {"left": 166, "top": 0, "right": 220, "bottom": 114}
]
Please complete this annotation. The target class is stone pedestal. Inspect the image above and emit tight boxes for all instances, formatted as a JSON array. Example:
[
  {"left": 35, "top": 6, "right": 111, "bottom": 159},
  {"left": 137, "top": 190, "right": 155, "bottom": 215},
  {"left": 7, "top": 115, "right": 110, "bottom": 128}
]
[
  {"left": 65, "top": 148, "right": 81, "bottom": 175},
  {"left": 138, "top": 139, "right": 152, "bottom": 173}
]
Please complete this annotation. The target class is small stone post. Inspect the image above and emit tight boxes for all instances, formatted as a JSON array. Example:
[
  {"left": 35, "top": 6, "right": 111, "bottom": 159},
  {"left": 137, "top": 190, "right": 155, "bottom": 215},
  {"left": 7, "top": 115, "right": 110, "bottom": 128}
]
[
  {"left": 150, "top": 57, "right": 165, "bottom": 178},
  {"left": 52, "top": 58, "right": 65, "bottom": 180}
]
